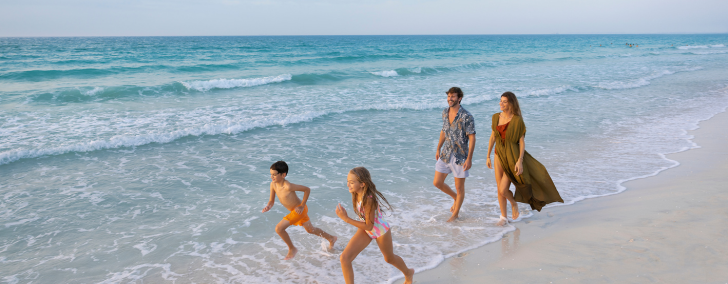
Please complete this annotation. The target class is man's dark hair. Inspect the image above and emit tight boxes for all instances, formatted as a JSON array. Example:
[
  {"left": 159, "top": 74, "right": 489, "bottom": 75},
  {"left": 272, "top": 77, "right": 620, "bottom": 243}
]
[
  {"left": 270, "top": 161, "right": 288, "bottom": 175},
  {"left": 446, "top": 87, "right": 463, "bottom": 98}
]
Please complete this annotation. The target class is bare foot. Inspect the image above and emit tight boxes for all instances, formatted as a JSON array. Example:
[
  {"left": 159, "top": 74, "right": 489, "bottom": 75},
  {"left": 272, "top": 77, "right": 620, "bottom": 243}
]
[
  {"left": 446, "top": 214, "right": 458, "bottom": 222},
  {"left": 403, "top": 268, "right": 415, "bottom": 284},
  {"left": 511, "top": 204, "right": 520, "bottom": 220},
  {"left": 450, "top": 204, "right": 454, "bottom": 213},
  {"left": 328, "top": 236, "right": 337, "bottom": 251},
  {"left": 284, "top": 247, "right": 298, "bottom": 260},
  {"left": 496, "top": 215, "right": 508, "bottom": 226}
]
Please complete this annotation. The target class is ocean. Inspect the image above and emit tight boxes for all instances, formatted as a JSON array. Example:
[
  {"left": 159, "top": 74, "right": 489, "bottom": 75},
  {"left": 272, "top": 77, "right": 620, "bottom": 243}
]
[{"left": 1, "top": 34, "right": 727, "bottom": 283}]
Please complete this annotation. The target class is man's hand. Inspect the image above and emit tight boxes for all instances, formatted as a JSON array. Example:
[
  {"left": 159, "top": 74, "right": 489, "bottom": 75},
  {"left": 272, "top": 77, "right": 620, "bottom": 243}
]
[
  {"left": 463, "top": 158, "right": 473, "bottom": 171},
  {"left": 262, "top": 202, "right": 273, "bottom": 213},
  {"left": 295, "top": 204, "right": 304, "bottom": 214}
]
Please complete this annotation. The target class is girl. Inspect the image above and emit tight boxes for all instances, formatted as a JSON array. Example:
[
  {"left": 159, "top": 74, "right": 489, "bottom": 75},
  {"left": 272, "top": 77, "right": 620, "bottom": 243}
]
[
  {"left": 486, "top": 92, "right": 563, "bottom": 226},
  {"left": 335, "top": 167, "right": 414, "bottom": 284}
]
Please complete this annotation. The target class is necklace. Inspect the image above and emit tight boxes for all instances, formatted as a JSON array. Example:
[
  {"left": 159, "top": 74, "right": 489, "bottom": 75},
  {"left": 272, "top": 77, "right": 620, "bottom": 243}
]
[{"left": 501, "top": 112, "right": 513, "bottom": 122}]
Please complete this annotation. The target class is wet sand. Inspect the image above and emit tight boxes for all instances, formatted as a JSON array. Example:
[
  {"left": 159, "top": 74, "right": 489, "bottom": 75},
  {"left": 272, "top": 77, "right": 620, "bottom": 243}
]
[{"left": 402, "top": 109, "right": 728, "bottom": 283}]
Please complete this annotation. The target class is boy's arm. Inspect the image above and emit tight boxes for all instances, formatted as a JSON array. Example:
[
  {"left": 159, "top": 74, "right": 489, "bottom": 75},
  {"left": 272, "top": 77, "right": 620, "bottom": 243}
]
[
  {"left": 289, "top": 183, "right": 310, "bottom": 214},
  {"left": 261, "top": 183, "right": 276, "bottom": 213}
]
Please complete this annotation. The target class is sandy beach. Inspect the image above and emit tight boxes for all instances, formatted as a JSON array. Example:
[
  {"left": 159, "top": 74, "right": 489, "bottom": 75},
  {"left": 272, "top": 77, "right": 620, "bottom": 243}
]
[{"left": 406, "top": 110, "right": 728, "bottom": 284}]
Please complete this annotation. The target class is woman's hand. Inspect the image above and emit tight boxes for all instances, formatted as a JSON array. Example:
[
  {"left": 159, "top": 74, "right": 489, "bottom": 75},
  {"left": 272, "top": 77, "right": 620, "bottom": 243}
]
[
  {"left": 335, "top": 203, "right": 349, "bottom": 220},
  {"left": 514, "top": 159, "right": 523, "bottom": 176},
  {"left": 486, "top": 156, "right": 492, "bottom": 169}
]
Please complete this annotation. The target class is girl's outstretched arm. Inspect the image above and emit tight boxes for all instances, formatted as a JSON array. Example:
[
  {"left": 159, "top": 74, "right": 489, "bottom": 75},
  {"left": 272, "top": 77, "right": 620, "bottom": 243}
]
[{"left": 336, "top": 203, "right": 374, "bottom": 231}]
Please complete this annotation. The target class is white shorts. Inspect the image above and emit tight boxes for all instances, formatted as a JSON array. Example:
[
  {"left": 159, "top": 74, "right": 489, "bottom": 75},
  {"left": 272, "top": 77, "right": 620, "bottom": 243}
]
[{"left": 435, "top": 155, "right": 469, "bottom": 178}]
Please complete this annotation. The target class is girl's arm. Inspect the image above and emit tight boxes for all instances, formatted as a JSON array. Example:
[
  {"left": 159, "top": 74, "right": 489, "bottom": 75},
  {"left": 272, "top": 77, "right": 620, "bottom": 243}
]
[
  {"left": 486, "top": 130, "right": 495, "bottom": 169},
  {"left": 335, "top": 203, "right": 374, "bottom": 231},
  {"left": 515, "top": 135, "right": 525, "bottom": 175}
]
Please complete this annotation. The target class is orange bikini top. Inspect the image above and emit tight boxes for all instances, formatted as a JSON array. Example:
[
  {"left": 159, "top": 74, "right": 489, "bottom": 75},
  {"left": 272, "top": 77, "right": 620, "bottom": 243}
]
[{"left": 496, "top": 121, "right": 509, "bottom": 140}]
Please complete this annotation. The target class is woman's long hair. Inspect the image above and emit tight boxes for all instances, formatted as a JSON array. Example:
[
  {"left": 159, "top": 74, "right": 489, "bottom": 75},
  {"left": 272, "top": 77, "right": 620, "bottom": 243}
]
[
  {"left": 501, "top": 91, "right": 522, "bottom": 117},
  {"left": 349, "top": 167, "right": 392, "bottom": 220}
]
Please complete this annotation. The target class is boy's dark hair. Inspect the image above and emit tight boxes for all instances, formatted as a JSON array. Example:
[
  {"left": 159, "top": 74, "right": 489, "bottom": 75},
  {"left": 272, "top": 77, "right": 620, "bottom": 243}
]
[
  {"left": 270, "top": 161, "right": 288, "bottom": 175},
  {"left": 446, "top": 87, "right": 463, "bottom": 98}
]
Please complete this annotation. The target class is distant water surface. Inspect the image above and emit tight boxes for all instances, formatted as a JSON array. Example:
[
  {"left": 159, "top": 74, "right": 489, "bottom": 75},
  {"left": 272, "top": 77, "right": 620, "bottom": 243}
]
[{"left": 1, "top": 35, "right": 727, "bottom": 283}]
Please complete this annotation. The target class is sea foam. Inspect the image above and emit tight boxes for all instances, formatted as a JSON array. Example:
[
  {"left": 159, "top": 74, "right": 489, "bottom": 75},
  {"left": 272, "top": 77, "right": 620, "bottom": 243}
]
[
  {"left": 370, "top": 70, "right": 399, "bottom": 77},
  {"left": 181, "top": 74, "right": 292, "bottom": 91}
]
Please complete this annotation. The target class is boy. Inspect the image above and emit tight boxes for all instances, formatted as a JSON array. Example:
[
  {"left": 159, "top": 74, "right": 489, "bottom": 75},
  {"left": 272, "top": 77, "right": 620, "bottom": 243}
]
[{"left": 262, "top": 161, "right": 337, "bottom": 260}]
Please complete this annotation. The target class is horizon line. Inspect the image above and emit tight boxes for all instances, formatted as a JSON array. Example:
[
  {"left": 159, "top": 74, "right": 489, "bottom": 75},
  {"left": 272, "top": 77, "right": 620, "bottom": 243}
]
[{"left": 2, "top": 32, "right": 728, "bottom": 38}]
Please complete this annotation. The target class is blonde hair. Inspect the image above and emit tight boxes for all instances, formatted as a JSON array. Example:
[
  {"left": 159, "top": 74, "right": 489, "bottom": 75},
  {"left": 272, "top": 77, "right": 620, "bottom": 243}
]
[{"left": 349, "top": 167, "right": 392, "bottom": 219}]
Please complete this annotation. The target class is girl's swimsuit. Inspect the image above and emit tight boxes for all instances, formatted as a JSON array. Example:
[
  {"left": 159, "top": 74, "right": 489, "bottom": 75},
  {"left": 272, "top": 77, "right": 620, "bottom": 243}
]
[{"left": 356, "top": 199, "right": 391, "bottom": 239}]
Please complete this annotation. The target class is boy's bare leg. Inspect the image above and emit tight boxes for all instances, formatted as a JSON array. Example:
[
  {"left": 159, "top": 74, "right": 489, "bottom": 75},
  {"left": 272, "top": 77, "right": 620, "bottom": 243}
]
[
  {"left": 447, "top": 177, "right": 466, "bottom": 222},
  {"left": 302, "top": 221, "right": 337, "bottom": 250},
  {"left": 433, "top": 171, "right": 457, "bottom": 213},
  {"left": 275, "top": 219, "right": 297, "bottom": 260}
]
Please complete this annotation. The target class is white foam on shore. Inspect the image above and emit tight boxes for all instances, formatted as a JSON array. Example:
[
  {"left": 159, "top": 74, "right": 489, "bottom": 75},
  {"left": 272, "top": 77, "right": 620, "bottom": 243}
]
[{"left": 181, "top": 74, "right": 292, "bottom": 91}]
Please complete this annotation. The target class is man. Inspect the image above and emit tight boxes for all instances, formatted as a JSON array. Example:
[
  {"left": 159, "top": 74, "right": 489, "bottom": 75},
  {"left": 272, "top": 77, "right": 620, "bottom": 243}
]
[{"left": 434, "top": 87, "right": 476, "bottom": 222}]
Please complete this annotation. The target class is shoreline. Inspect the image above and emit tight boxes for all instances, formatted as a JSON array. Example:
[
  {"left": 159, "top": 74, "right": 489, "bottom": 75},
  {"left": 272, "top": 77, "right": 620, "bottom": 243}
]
[{"left": 400, "top": 108, "right": 728, "bottom": 283}]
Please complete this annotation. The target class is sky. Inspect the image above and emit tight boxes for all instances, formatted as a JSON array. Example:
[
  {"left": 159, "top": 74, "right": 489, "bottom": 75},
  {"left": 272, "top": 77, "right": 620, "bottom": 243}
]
[{"left": 1, "top": 0, "right": 727, "bottom": 37}]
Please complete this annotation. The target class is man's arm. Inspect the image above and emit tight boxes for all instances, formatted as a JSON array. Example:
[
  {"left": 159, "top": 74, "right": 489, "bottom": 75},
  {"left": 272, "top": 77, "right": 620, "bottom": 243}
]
[
  {"left": 464, "top": 133, "right": 476, "bottom": 171},
  {"left": 436, "top": 130, "right": 446, "bottom": 160},
  {"left": 261, "top": 183, "right": 276, "bottom": 213},
  {"left": 289, "top": 183, "right": 311, "bottom": 214}
]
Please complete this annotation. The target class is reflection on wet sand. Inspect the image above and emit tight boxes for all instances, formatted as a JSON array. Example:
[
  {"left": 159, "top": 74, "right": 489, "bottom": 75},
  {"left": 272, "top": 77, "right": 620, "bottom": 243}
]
[{"left": 501, "top": 228, "right": 521, "bottom": 257}]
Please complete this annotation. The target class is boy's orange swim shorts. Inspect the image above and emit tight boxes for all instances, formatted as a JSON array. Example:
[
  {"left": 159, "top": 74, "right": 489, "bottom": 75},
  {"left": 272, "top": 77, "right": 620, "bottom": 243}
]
[{"left": 283, "top": 205, "right": 310, "bottom": 226}]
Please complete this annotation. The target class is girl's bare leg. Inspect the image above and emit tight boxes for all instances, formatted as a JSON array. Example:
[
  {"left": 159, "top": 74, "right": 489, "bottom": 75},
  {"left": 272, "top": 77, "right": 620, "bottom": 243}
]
[
  {"left": 340, "top": 229, "right": 372, "bottom": 284},
  {"left": 375, "top": 231, "right": 414, "bottom": 284}
]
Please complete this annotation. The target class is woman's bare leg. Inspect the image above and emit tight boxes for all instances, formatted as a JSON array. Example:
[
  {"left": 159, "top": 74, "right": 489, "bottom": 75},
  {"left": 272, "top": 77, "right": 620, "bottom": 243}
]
[
  {"left": 493, "top": 155, "right": 508, "bottom": 225},
  {"left": 498, "top": 171, "right": 519, "bottom": 220},
  {"left": 340, "top": 229, "right": 372, "bottom": 284},
  {"left": 375, "top": 231, "right": 414, "bottom": 284}
]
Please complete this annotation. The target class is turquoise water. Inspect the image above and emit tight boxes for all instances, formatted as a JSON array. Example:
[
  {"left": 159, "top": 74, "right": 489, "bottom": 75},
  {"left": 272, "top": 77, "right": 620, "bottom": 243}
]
[{"left": 1, "top": 35, "right": 728, "bottom": 283}]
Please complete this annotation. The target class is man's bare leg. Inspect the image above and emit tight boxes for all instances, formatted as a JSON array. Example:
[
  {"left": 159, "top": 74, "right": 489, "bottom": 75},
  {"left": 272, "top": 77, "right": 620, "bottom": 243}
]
[
  {"left": 275, "top": 219, "right": 298, "bottom": 260},
  {"left": 302, "top": 221, "right": 337, "bottom": 251},
  {"left": 433, "top": 171, "right": 457, "bottom": 213},
  {"left": 447, "top": 177, "right": 466, "bottom": 222}
]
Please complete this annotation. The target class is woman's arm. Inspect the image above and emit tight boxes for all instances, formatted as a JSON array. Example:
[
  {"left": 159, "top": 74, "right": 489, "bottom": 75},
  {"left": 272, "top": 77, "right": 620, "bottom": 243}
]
[
  {"left": 486, "top": 130, "right": 496, "bottom": 169},
  {"left": 515, "top": 135, "right": 525, "bottom": 175},
  {"left": 335, "top": 203, "right": 374, "bottom": 231}
]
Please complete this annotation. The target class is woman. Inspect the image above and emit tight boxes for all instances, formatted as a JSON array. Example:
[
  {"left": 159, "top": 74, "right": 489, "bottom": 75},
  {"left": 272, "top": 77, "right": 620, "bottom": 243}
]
[{"left": 486, "top": 92, "right": 563, "bottom": 226}]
